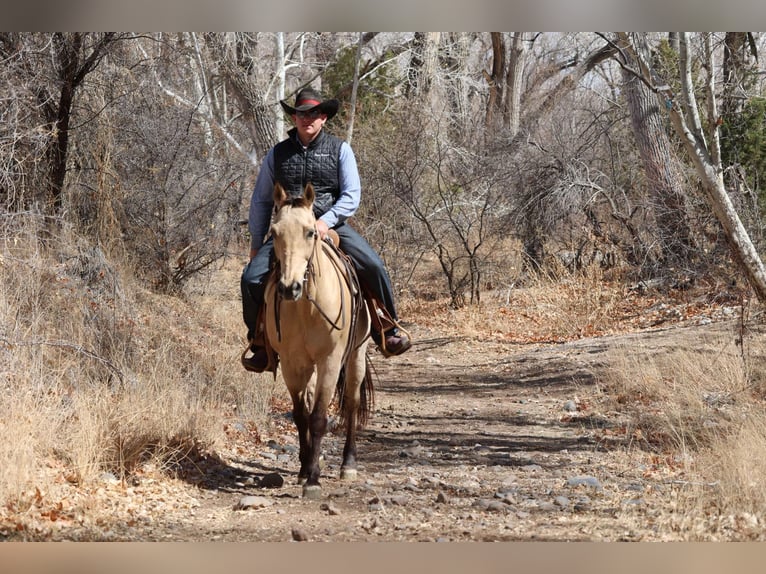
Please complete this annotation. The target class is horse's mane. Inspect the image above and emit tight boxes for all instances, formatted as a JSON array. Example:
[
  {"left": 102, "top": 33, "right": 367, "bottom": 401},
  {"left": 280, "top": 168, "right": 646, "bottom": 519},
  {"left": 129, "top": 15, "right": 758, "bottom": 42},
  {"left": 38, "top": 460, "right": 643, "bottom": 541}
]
[{"left": 282, "top": 196, "right": 312, "bottom": 210}]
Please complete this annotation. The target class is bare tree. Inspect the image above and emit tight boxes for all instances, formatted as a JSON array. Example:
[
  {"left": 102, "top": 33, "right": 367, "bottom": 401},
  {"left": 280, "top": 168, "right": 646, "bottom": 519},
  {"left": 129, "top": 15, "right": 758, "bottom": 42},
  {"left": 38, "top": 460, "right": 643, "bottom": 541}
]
[
  {"left": 615, "top": 32, "right": 694, "bottom": 270},
  {"left": 35, "top": 33, "right": 119, "bottom": 213},
  {"left": 617, "top": 32, "right": 766, "bottom": 301}
]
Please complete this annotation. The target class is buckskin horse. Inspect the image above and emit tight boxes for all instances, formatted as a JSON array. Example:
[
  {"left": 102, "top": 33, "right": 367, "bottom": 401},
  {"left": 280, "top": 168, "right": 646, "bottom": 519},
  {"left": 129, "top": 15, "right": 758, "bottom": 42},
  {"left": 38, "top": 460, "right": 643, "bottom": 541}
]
[{"left": 264, "top": 182, "right": 373, "bottom": 499}]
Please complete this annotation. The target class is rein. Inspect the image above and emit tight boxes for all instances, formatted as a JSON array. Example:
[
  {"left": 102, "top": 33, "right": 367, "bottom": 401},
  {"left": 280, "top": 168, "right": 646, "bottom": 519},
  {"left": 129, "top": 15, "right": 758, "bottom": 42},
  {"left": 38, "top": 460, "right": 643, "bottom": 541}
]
[
  {"left": 304, "top": 235, "right": 348, "bottom": 331},
  {"left": 273, "top": 230, "right": 360, "bottom": 343}
]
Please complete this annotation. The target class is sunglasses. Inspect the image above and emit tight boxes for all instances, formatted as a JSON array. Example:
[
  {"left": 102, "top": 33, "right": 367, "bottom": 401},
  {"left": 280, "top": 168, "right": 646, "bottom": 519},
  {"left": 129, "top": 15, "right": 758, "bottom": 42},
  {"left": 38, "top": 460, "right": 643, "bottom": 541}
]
[{"left": 295, "top": 109, "right": 323, "bottom": 119}]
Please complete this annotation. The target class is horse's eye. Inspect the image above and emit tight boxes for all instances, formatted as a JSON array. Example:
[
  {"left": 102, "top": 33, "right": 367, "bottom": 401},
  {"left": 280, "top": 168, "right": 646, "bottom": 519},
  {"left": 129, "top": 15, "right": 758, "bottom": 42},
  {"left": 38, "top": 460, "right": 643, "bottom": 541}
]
[{"left": 307, "top": 228, "right": 316, "bottom": 240}]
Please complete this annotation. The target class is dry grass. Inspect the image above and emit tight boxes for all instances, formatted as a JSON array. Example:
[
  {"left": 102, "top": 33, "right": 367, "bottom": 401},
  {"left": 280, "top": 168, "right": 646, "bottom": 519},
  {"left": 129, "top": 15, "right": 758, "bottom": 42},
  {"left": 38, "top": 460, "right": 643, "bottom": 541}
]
[
  {"left": 0, "top": 215, "right": 275, "bottom": 505},
  {"left": 600, "top": 322, "right": 766, "bottom": 534},
  {"left": 398, "top": 262, "right": 630, "bottom": 342},
  {"left": 604, "top": 336, "right": 748, "bottom": 452}
]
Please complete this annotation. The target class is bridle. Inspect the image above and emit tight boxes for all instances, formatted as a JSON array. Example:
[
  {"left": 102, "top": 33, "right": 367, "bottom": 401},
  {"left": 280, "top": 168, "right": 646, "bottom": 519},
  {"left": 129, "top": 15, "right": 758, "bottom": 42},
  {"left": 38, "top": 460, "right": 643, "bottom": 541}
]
[{"left": 273, "top": 228, "right": 362, "bottom": 345}]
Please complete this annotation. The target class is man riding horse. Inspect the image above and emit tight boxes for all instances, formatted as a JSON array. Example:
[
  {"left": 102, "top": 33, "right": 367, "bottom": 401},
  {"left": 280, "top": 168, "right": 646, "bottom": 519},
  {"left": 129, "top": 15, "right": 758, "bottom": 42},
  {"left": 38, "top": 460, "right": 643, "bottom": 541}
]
[{"left": 241, "top": 87, "right": 411, "bottom": 372}]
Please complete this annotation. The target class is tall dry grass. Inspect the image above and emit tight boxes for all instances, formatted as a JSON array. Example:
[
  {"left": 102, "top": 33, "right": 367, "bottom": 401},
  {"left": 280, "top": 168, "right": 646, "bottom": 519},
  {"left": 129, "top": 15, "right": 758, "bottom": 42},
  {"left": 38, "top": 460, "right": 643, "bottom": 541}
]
[
  {"left": 602, "top": 325, "right": 766, "bottom": 534},
  {"left": 0, "top": 214, "right": 274, "bottom": 506}
]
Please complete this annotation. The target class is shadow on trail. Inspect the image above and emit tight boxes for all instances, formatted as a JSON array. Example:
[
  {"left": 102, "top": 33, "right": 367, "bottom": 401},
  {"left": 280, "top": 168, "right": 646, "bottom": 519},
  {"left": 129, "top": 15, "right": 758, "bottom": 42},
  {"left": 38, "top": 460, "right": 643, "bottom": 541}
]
[{"left": 355, "top": 333, "right": 626, "bottom": 474}]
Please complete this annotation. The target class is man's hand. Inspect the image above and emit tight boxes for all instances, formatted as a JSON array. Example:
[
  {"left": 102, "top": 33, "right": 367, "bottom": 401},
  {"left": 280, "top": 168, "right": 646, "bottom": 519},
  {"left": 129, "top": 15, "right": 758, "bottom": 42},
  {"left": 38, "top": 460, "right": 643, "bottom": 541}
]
[
  {"left": 249, "top": 248, "right": 258, "bottom": 261},
  {"left": 316, "top": 219, "right": 330, "bottom": 241}
]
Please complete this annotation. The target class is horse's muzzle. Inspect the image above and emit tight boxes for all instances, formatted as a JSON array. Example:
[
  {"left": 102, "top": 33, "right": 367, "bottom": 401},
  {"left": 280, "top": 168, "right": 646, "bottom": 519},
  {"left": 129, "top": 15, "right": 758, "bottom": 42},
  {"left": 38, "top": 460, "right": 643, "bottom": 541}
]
[{"left": 278, "top": 280, "right": 303, "bottom": 301}]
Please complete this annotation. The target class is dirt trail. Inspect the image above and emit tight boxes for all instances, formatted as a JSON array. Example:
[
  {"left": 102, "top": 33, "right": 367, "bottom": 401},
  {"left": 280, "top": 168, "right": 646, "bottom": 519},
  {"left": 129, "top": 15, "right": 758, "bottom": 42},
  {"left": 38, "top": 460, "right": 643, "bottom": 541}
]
[
  {"left": 3, "top": 300, "right": 748, "bottom": 544},
  {"left": 18, "top": 317, "right": 742, "bottom": 542}
]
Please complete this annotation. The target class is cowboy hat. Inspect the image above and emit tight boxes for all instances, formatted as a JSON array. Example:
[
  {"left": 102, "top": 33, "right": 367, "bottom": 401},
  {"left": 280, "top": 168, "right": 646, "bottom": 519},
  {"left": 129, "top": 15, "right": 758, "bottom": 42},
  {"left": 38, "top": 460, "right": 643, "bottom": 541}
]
[{"left": 280, "top": 87, "right": 339, "bottom": 120}]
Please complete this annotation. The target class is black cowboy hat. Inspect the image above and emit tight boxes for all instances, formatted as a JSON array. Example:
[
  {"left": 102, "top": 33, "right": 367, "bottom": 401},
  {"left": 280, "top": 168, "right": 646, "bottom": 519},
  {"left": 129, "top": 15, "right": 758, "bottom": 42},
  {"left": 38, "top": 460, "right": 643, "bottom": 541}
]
[{"left": 280, "top": 87, "right": 339, "bottom": 120}]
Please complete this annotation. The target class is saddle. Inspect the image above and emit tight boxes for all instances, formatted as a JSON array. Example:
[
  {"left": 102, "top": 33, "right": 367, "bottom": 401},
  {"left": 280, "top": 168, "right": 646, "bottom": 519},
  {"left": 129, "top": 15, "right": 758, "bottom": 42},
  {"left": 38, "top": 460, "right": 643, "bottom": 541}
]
[{"left": 242, "top": 230, "right": 404, "bottom": 376}]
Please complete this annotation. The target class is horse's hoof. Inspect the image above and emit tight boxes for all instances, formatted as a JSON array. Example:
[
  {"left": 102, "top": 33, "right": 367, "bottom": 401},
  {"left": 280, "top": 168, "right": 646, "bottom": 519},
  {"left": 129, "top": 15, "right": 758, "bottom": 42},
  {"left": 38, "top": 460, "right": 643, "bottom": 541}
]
[
  {"left": 297, "top": 476, "right": 308, "bottom": 486},
  {"left": 340, "top": 468, "right": 358, "bottom": 481},
  {"left": 302, "top": 484, "right": 322, "bottom": 500}
]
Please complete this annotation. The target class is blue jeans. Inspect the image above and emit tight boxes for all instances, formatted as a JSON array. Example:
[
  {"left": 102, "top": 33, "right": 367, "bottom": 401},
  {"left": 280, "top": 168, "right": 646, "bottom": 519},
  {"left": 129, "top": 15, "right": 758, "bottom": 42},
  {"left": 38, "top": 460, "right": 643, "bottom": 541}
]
[{"left": 241, "top": 222, "right": 399, "bottom": 345}]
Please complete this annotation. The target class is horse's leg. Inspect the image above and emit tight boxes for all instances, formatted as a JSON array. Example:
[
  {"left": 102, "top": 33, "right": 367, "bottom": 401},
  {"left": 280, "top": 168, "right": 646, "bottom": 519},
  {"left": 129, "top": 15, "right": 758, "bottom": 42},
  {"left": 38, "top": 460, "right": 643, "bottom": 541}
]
[
  {"left": 340, "top": 350, "right": 367, "bottom": 481},
  {"left": 284, "top": 366, "right": 316, "bottom": 485},
  {"left": 291, "top": 393, "right": 311, "bottom": 485},
  {"left": 301, "top": 361, "right": 338, "bottom": 499}
]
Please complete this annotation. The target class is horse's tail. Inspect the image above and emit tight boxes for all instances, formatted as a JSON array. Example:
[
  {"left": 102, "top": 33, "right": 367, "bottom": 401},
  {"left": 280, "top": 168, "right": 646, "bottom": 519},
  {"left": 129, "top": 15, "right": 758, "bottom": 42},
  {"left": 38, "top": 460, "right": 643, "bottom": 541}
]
[
  {"left": 336, "top": 357, "right": 375, "bottom": 429},
  {"left": 358, "top": 358, "right": 375, "bottom": 427}
]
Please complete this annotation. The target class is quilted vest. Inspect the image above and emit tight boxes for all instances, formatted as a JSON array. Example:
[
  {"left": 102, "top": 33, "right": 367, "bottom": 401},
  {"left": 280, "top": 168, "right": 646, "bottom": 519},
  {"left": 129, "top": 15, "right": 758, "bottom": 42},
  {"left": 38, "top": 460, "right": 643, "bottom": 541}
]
[{"left": 273, "top": 128, "right": 342, "bottom": 219}]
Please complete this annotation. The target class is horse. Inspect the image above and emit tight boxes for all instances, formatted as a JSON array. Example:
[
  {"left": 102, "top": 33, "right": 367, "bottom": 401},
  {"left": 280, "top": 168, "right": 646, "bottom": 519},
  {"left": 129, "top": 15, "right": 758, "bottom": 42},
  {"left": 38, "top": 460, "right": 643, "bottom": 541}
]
[{"left": 264, "top": 182, "right": 374, "bottom": 499}]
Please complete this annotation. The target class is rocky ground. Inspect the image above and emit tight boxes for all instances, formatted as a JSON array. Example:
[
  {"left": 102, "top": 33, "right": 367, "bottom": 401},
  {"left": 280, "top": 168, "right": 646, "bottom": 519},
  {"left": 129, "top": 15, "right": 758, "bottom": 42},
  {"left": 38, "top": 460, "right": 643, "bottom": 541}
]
[{"left": 4, "top": 313, "right": 752, "bottom": 542}]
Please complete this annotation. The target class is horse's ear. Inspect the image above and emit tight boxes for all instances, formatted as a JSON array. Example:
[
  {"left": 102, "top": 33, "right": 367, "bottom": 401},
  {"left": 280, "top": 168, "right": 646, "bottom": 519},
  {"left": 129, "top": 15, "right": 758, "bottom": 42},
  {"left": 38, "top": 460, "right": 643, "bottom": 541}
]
[
  {"left": 304, "top": 183, "right": 315, "bottom": 205},
  {"left": 274, "top": 183, "right": 288, "bottom": 208}
]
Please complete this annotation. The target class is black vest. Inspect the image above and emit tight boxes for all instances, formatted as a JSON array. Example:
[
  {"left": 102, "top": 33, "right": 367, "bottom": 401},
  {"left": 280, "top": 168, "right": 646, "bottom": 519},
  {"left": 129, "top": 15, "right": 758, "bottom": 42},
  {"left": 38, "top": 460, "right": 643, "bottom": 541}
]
[{"left": 273, "top": 128, "right": 342, "bottom": 219}]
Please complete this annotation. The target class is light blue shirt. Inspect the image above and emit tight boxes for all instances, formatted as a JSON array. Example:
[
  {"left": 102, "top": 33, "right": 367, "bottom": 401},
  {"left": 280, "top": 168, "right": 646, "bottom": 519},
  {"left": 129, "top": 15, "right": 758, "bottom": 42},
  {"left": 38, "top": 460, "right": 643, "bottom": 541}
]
[{"left": 248, "top": 140, "right": 362, "bottom": 251}]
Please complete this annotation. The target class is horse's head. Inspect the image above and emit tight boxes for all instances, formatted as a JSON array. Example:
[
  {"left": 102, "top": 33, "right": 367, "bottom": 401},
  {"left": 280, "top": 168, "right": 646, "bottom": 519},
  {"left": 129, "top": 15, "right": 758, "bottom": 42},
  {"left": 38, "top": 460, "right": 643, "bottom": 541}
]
[{"left": 270, "top": 183, "right": 318, "bottom": 301}]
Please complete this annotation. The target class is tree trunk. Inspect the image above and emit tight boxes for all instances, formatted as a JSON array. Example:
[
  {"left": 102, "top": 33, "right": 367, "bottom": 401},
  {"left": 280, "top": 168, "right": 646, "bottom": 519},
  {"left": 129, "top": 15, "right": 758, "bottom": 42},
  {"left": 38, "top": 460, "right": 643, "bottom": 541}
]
[
  {"left": 275, "top": 33, "right": 286, "bottom": 140},
  {"left": 509, "top": 39, "right": 616, "bottom": 272},
  {"left": 484, "top": 32, "right": 505, "bottom": 130},
  {"left": 669, "top": 104, "right": 766, "bottom": 300},
  {"left": 441, "top": 33, "right": 473, "bottom": 134},
  {"left": 47, "top": 33, "right": 117, "bottom": 213},
  {"left": 617, "top": 32, "right": 693, "bottom": 268},
  {"left": 504, "top": 32, "right": 527, "bottom": 137},
  {"left": 218, "top": 33, "right": 277, "bottom": 160},
  {"left": 721, "top": 32, "right": 755, "bottom": 120},
  {"left": 345, "top": 33, "right": 363, "bottom": 144}
]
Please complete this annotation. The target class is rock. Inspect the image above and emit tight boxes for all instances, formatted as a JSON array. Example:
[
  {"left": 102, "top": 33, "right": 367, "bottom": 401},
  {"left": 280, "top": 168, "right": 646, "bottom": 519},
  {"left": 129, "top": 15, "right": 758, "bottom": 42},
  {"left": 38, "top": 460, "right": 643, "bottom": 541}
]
[
  {"left": 327, "top": 488, "right": 350, "bottom": 498},
  {"left": 400, "top": 445, "right": 424, "bottom": 458},
  {"left": 259, "top": 472, "right": 285, "bottom": 488},
  {"left": 435, "top": 491, "right": 450, "bottom": 504},
  {"left": 234, "top": 496, "right": 273, "bottom": 510},
  {"left": 386, "top": 495, "right": 409, "bottom": 506},
  {"left": 99, "top": 472, "right": 119, "bottom": 485},
  {"left": 368, "top": 496, "right": 384, "bottom": 512},
  {"left": 554, "top": 496, "right": 570, "bottom": 508},
  {"left": 567, "top": 475, "right": 603, "bottom": 491},
  {"left": 564, "top": 400, "right": 578, "bottom": 412},
  {"left": 291, "top": 527, "right": 309, "bottom": 541},
  {"left": 320, "top": 502, "right": 341, "bottom": 515},
  {"left": 486, "top": 500, "right": 508, "bottom": 512}
]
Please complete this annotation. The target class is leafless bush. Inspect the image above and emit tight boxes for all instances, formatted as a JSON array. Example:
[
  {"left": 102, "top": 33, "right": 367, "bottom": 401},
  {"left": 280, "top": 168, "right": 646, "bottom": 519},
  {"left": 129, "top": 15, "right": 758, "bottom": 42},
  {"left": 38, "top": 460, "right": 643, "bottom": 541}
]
[
  {"left": 0, "top": 214, "right": 271, "bottom": 501},
  {"left": 356, "top": 103, "right": 518, "bottom": 308}
]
